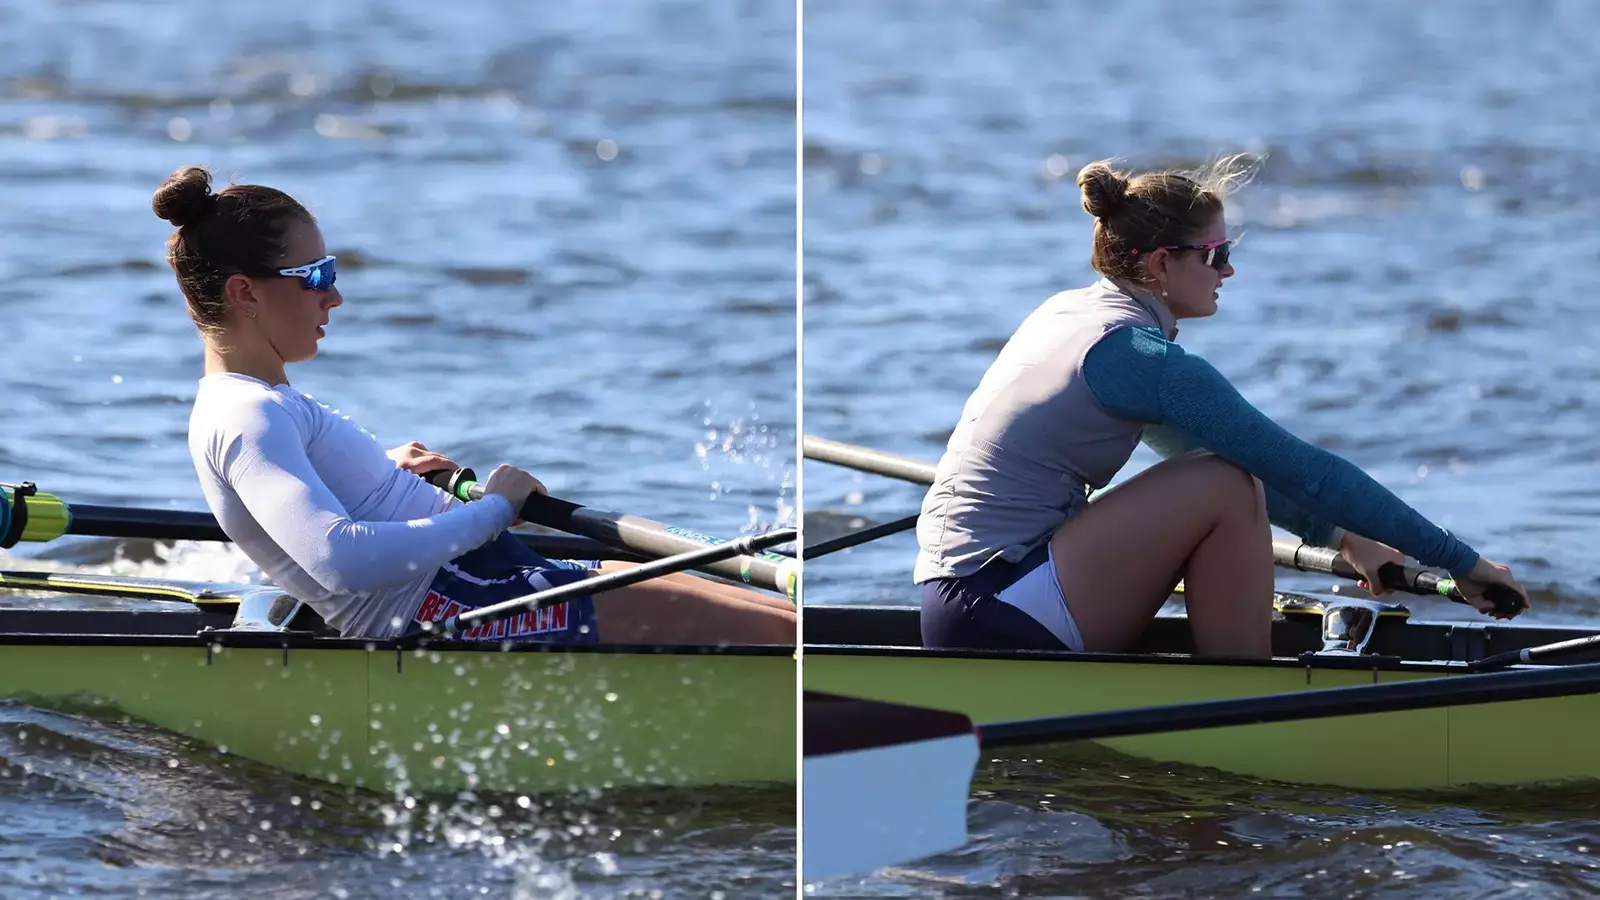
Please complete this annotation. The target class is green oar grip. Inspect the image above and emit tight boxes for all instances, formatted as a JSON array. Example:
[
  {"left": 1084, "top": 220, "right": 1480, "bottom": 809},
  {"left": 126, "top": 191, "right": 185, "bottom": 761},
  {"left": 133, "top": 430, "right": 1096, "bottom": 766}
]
[
  {"left": 422, "top": 468, "right": 577, "bottom": 527},
  {"left": 425, "top": 467, "right": 479, "bottom": 502},
  {"left": 1373, "top": 562, "right": 1526, "bottom": 619}
]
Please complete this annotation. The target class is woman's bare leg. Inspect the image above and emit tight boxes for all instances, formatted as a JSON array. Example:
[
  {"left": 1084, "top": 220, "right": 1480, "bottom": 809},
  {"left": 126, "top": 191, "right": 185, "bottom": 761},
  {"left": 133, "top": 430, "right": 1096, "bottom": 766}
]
[
  {"left": 1050, "top": 452, "right": 1274, "bottom": 658},
  {"left": 588, "top": 562, "right": 797, "bottom": 646},
  {"left": 639, "top": 568, "right": 799, "bottom": 613}
]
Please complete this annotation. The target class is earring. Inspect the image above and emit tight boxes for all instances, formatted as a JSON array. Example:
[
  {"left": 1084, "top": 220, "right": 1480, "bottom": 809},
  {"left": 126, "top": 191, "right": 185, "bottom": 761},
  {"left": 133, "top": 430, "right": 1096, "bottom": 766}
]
[{"left": 1160, "top": 289, "right": 1168, "bottom": 298}]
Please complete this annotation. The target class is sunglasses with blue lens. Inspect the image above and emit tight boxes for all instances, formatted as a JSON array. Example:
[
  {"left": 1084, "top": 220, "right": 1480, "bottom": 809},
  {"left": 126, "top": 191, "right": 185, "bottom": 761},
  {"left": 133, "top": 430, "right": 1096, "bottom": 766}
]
[{"left": 275, "top": 255, "right": 338, "bottom": 290}]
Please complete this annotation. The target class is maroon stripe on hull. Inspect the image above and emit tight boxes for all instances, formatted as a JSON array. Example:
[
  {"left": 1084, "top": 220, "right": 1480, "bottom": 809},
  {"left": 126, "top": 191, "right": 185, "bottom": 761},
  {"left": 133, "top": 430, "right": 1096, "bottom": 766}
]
[{"left": 804, "top": 691, "right": 974, "bottom": 757}]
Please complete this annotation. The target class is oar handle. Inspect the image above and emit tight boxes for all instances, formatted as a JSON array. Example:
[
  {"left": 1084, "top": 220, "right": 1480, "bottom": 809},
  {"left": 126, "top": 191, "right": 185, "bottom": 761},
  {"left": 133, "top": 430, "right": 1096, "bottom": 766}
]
[
  {"left": 421, "top": 467, "right": 797, "bottom": 598},
  {"left": 1274, "top": 538, "right": 1526, "bottom": 618},
  {"left": 420, "top": 467, "right": 606, "bottom": 532}
]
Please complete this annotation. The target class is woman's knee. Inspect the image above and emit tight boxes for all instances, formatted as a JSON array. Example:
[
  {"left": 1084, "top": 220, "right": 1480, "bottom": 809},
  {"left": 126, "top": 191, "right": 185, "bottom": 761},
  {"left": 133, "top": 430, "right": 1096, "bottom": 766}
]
[{"left": 1166, "top": 452, "right": 1258, "bottom": 505}]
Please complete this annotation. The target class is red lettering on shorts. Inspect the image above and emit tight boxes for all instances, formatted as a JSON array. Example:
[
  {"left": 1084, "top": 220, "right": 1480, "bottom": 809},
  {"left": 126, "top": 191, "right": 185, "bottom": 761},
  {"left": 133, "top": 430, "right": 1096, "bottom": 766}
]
[{"left": 414, "top": 590, "right": 446, "bottom": 623}]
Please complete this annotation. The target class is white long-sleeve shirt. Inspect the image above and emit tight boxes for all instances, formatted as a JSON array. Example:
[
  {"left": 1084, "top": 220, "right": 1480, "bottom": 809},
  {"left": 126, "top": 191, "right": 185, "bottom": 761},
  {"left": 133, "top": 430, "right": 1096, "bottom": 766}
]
[{"left": 187, "top": 373, "right": 514, "bottom": 637}]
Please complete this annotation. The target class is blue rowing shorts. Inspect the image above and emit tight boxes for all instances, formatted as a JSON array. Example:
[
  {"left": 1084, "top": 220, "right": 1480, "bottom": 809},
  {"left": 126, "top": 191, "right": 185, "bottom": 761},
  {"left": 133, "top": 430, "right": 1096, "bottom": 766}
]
[
  {"left": 920, "top": 541, "right": 1080, "bottom": 652},
  {"left": 407, "top": 532, "right": 600, "bottom": 644}
]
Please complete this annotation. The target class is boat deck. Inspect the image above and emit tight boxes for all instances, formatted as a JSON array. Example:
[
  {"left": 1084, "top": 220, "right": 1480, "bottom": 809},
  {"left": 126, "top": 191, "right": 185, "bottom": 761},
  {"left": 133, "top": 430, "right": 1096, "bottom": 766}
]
[
  {"left": 0, "top": 569, "right": 786, "bottom": 656},
  {"left": 804, "top": 600, "right": 1600, "bottom": 670}
]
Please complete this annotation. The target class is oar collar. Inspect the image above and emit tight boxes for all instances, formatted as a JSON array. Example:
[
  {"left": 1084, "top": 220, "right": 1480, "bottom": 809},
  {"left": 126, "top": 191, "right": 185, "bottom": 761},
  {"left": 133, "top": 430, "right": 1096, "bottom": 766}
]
[{"left": 1, "top": 482, "right": 73, "bottom": 547}]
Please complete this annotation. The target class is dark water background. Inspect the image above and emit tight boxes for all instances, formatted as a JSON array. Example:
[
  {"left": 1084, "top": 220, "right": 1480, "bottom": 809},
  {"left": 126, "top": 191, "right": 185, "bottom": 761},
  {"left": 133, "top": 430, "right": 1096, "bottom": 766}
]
[
  {"left": 802, "top": 1, "right": 1600, "bottom": 896},
  {"left": 0, "top": 0, "right": 796, "bottom": 896}
]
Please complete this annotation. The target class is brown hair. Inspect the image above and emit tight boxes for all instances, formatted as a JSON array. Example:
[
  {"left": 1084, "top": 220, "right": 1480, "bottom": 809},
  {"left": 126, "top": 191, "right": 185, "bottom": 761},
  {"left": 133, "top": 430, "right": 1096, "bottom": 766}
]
[
  {"left": 1076, "top": 154, "right": 1258, "bottom": 281},
  {"left": 152, "top": 166, "right": 313, "bottom": 334}
]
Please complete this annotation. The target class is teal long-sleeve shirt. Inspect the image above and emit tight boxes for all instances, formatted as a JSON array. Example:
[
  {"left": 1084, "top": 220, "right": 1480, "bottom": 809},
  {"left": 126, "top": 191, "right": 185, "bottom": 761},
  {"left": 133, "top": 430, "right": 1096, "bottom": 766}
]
[{"left": 1081, "top": 325, "right": 1479, "bottom": 577}]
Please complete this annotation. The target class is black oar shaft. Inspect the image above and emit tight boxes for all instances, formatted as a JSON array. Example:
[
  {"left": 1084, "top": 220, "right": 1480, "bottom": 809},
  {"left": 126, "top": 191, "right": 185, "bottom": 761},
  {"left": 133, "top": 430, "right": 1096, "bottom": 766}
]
[
  {"left": 1274, "top": 537, "right": 1448, "bottom": 597},
  {"left": 414, "top": 528, "right": 797, "bottom": 643},
  {"left": 978, "top": 658, "right": 1600, "bottom": 748},
  {"left": 60, "top": 503, "right": 627, "bottom": 560},
  {"left": 427, "top": 469, "right": 795, "bottom": 596},
  {"left": 68, "top": 505, "right": 230, "bottom": 542},
  {"left": 1471, "top": 634, "right": 1600, "bottom": 672},
  {"left": 803, "top": 513, "right": 919, "bottom": 560}
]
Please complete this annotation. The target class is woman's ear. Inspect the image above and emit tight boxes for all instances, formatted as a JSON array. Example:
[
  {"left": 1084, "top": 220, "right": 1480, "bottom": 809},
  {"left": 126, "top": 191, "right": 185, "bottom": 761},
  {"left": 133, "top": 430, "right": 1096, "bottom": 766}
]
[
  {"left": 223, "top": 273, "right": 261, "bottom": 320},
  {"left": 1142, "top": 247, "right": 1171, "bottom": 293}
]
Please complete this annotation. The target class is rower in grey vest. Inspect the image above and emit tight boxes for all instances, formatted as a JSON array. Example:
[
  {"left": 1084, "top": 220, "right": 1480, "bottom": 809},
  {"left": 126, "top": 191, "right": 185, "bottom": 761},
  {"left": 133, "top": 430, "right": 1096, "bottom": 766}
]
[{"left": 916, "top": 157, "right": 1528, "bottom": 658}]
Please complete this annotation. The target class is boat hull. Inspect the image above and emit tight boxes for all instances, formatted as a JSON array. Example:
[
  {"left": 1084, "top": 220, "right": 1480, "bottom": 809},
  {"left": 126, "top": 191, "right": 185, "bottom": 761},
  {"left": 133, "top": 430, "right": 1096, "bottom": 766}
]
[
  {"left": 0, "top": 637, "right": 794, "bottom": 795},
  {"left": 803, "top": 605, "right": 1600, "bottom": 790}
]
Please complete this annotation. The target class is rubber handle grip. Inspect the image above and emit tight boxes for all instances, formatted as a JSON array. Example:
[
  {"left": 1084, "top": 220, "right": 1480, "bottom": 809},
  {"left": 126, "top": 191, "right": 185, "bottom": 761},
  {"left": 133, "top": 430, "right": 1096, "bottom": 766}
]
[
  {"left": 1376, "top": 562, "right": 1526, "bottom": 618},
  {"left": 421, "top": 467, "right": 478, "bottom": 501}
]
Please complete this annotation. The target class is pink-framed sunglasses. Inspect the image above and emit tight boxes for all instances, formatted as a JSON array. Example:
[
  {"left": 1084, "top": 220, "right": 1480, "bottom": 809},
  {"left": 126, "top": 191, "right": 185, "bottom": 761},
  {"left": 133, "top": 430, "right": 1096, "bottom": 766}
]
[{"left": 1131, "top": 238, "right": 1234, "bottom": 271}]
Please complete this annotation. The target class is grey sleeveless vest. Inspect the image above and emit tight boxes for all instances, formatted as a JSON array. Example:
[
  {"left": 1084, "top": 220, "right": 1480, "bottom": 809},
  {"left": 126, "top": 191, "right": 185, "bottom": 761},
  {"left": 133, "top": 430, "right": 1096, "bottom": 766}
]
[{"left": 914, "top": 277, "right": 1179, "bottom": 583}]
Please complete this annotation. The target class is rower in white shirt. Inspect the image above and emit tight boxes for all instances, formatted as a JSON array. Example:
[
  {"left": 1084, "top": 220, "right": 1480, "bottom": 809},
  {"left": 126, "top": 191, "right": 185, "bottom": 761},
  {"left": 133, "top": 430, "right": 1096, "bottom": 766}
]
[{"left": 154, "top": 164, "right": 795, "bottom": 646}]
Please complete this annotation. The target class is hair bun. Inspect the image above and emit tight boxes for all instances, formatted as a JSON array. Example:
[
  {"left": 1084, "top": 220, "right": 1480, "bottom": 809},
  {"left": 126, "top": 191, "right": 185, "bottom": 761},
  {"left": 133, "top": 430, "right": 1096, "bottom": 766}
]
[
  {"left": 1076, "top": 160, "right": 1130, "bottom": 220},
  {"left": 152, "top": 165, "right": 218, "bottom": 228}
]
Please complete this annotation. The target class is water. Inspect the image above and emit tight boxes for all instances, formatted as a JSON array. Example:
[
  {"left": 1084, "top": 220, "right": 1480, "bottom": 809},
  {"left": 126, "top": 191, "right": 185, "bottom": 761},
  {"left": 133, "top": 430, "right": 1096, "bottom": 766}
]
[
  {"left": 0, "top": 703, "right": 793, "bottom": 899},
  {"left": 801, "top": 0, "right": 1600, "bottom": 895},
  {"left": 0, "top": 0, "right": 796, "bottom": 895},
  {"left": 813, "top": 750, "right": 1600, "bottom": 898}
]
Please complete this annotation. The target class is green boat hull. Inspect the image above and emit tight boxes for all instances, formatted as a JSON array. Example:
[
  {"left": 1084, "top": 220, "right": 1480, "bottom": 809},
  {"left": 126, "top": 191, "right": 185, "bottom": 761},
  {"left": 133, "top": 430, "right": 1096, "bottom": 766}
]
[
  {"left": 804, "top": 604, "right": 1600, "bottom": 790},
  {"left": 1, "top": 640, "right": 794, "bottom": 794},
  {"left": 0, "top": 571, "right": 794, "bottom": 795}
]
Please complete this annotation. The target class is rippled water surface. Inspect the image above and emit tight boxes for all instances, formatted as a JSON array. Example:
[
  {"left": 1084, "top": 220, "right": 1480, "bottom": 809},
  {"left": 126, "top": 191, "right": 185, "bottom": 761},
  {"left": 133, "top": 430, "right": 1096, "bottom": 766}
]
[
  {"left": 1, "top": 0, "right": 796, "bottom": 895},
  {"left": 802, "top": 1, "right": 1600, "bottom": 896}
]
